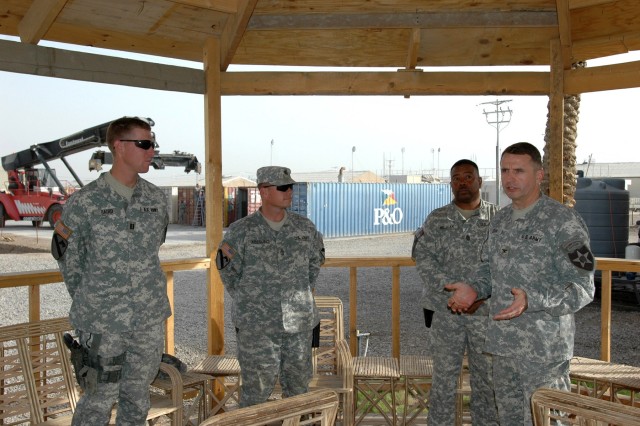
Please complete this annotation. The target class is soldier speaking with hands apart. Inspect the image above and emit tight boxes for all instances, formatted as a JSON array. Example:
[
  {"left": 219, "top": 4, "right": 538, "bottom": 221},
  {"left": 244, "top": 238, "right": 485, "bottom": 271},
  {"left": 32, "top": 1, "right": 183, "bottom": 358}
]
[
  {"left": 216, "top": 166, "right": 325, "bottom": 407},
  {"left": 446, "top": 142, "right": 595, "bottom": 425}
]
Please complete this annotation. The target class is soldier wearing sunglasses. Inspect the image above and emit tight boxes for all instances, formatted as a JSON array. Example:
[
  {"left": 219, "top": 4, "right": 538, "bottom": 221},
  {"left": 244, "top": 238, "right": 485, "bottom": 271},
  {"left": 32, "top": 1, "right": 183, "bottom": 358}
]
[
  {"left": 52, "top": 116, "right": 170, "bottom": 425},
  {"left": 216, "top": 166, "right": 325, "bottom": 407}
]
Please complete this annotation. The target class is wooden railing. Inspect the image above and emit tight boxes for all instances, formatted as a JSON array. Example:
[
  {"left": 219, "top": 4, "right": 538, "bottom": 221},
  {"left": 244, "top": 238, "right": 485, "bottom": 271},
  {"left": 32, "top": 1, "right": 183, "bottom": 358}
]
[
  {"left": 0, "top": 256, "right": 637, "bottom": 362},
  {"left": 0, "top": 258, "right": 211, "bottom": 355}
]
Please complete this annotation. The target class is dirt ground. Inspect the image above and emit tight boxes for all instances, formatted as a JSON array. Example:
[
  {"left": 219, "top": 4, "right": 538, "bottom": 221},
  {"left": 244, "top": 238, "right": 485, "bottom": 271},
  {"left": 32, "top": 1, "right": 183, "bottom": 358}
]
[{"left": 0, "top": 233, "right": 50, "bottom": 254}]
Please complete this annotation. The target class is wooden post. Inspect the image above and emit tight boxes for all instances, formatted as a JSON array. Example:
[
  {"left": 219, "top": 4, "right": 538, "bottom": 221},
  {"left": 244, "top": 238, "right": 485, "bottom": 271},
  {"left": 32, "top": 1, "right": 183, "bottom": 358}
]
[
  {"left": 349, "top": 267, "right": 358, "bottom": 356},
  {"left": 203, "top": 37, "right": 225, "bottom": 356},
  {"left": 600, "top": 270, "right": 612, "bottom": 362},
  {"left": 165, "top": 271, "right": 175, "bottom": 355},
  {"left": 29, "top": 285, "right": 40, "bottom": 323},
  {"left": 391, "top": 265, "right": 401, "bottom": 359}
]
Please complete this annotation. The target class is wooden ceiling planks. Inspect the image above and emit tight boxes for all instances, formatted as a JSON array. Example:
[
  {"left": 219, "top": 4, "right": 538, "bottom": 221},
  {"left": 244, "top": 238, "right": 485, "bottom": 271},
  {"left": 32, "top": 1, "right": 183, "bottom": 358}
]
[{"left": 1, "top": 0, "right": 640, "bottom": 74}]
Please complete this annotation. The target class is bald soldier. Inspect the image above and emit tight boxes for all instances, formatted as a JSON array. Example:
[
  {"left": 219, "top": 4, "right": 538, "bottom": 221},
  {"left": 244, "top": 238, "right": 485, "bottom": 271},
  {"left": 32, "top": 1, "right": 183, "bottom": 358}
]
[
  {"left": 216, "top": 166, "right": 325, "bottom": 407},
  {"left": 412, "top": 159, "right": 498, "bottom": 425}
]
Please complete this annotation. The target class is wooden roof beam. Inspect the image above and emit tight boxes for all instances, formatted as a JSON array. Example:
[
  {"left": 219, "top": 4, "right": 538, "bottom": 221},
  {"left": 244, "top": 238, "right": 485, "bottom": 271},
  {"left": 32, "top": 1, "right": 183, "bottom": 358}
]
[
  {"left": 247, "top": 11, "right": 558, "bottom": 30},
  {"left": 220, "top": 0, "right": 258, "bottom": 71},
  {"left": 572, "top": 31, "right": 640, "bottom": 61},
  {"left": 2, "top": 39, "right": 637, "bottom": 96},
  {"left": 18, "top": 0, "right": 68, "bottom": 44},
  {"left": 569, "top": 0, "right": 619, "bottom": 9},
  {"left": 221, "top": 71, "right": 549, "bottom": 96},
  {"left": 565, "top": 60, "right": 640, "bottom": 93}
]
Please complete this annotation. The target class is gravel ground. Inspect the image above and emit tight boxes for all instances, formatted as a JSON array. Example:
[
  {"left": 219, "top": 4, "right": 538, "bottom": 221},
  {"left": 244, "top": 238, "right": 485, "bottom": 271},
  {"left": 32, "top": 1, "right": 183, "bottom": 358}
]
[{"left": 1, "top": 225, "right": 639, "bottom": 369}]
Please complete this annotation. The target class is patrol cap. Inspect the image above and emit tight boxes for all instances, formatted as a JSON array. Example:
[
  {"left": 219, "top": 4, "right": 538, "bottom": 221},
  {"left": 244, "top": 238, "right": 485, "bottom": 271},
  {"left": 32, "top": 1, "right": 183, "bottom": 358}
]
[{"left": 256, "top": 166, "right": 296, "bottom": 186}]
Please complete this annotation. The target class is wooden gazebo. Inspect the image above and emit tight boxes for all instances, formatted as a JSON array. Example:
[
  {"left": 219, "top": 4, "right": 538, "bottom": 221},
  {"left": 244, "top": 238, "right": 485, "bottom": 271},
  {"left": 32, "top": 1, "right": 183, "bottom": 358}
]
[{"left": 2, "top": 0, "right": 639, "bottom": 355}]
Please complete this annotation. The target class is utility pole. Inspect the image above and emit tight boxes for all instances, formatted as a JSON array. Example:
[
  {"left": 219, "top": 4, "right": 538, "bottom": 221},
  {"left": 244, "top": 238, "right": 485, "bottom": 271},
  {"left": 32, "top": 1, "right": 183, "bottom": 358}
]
[
  {"left": 431, "top": 148, "right": 435, "bottom": 175},
  {"left": 401, "top": 147, "right": 405, "bottom": 175},
  {"left": 351, "top": 146, "right": 356, "bottom": 182},
  {"left": 270, "top": 139, "right": 274, "bottom": 165},
  {"left": 479, "top": 99, "right": 513, "bottom": 206}
]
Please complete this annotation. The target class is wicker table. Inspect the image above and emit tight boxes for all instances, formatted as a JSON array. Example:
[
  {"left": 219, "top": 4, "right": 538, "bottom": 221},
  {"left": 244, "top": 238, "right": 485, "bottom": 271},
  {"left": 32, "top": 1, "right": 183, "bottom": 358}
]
[
  {"left": 192, "top": 355, "right": 242, "bottom": 415},
  {"left": 353, "top": 356, "right": 400, "bottom": 425},
  {"left": 152, "top": 370, "right": 212, "bottom": 425},
  {"left": 399, "top": 355, "right": 433, "bottom": 426},
  {"left": 570, "top": 356, "right": 640, "bottom": 408}
]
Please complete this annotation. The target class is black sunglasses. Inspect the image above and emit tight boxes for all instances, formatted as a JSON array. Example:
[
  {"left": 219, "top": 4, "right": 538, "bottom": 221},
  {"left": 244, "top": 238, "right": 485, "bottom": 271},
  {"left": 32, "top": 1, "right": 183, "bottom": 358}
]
[
  {"left": 264, "top": 184, "right": 294, "bottom": 192},
  {"left": 119, "top": 139, "right": 159, "bottom": 150}
]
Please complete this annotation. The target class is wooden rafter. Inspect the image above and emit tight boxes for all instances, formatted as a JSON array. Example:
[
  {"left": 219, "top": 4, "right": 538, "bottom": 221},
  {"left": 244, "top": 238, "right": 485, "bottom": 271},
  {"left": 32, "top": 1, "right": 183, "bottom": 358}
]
[
  {"left": 18, "top": 0, "right": 68, "bottom": 44},
  {"left": 556, "top": 0, "right": 574, "bottom": 69},
  {"left": 175, "top": 0, "right": 237, "bottom": 14},
  {"left": 220, "top": 0, "right": 258, "bottom": 71},
  {"left": 405, "top": 28, "right": 421, "bottom": 69}
]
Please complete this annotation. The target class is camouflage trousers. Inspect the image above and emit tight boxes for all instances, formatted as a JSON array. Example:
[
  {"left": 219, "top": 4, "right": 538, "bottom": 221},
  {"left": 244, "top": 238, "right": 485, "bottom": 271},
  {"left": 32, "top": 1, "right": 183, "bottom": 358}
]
[
  {"left": 236, "top": 326, "right": 313, "bottom": 408},
  {"left": 427, "top": 311, "right": 498, "bottom": 426},
  {"left": 493, "top": 355, "right": 570, "bottom": 426},
  {"left": 71, "top": 323, "right": 164, "bottom": 426}
]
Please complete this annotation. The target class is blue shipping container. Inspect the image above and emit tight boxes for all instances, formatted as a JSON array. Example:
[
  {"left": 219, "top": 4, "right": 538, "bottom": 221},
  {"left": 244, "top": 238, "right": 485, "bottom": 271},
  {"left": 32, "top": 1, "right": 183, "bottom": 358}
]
[{"left": 290, "top": 182, "right": 452, "bottom": 238}]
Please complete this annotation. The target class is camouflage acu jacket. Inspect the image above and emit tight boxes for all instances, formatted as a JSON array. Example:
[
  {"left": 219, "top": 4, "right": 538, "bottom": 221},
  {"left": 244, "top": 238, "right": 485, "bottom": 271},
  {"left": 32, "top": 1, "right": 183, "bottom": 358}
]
[
  {"left": 473, "top": 194, "right": 595, "bottom": 362},
  {"left": 413, "top": 199, "right": 498, "bottom": 314},
  {"left": 217, "top": 211, "right": 325, "bottom": 333},
  {"left": 56, "top": 173, "right": 171, "bottom": 333}
]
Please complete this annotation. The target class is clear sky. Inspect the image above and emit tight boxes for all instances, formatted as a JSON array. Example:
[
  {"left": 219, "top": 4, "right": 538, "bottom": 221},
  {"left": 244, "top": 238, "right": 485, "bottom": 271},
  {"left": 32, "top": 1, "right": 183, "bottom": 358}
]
[{"left": 1, "top": 36, "right": 639, "bottom": 188}]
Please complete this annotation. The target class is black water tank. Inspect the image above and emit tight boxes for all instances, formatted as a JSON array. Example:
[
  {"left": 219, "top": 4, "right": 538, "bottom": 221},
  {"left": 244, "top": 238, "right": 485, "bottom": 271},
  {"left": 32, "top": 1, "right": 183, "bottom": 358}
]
[{"left": 574, "top": 178, "right": 629, "bottom": 258}]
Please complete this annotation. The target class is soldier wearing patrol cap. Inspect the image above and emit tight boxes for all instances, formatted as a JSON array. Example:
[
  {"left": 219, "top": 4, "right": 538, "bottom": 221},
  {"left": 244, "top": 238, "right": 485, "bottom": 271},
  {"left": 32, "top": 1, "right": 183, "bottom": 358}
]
[
  {"left": 216, "top": 165, "right": 325, "bottom": 407},
  {"left": 447, "top": 142, "right": 595, "bottom": 425},
  {"left": 51, "top": 116, "right": 170, "bottom": 425}
]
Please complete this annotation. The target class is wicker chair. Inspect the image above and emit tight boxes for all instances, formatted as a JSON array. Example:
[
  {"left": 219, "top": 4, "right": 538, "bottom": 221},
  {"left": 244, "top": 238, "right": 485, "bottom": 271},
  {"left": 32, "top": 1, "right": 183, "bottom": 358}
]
[
  {"left": 531, "top": 388, "right": 640, "bottom": 426},
  {"left": 0, "top": 317, "right": 183, "bottom": 426},
  {"left": 199, "top": 389, "right": 339, "bottom": 426},
  {"left": 313, "top": 296, "right": 345, "bottom": 375}
]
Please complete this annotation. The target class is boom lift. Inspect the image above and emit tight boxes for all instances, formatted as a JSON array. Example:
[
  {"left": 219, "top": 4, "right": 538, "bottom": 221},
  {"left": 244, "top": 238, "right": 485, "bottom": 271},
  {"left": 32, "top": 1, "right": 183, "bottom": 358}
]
[{"left": 1, "top": 118, "right": 200, "bottom": 228}]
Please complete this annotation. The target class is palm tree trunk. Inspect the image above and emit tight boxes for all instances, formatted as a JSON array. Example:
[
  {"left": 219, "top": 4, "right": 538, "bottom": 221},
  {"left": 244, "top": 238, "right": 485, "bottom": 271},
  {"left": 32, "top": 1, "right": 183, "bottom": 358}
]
[{"left": 541, "top": 61, "right": 586, "bottom": 207}]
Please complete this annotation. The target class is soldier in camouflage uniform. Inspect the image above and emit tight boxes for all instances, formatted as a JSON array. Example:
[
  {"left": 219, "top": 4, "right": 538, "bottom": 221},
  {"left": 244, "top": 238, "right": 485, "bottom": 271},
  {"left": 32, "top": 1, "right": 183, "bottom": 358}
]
[
  {"left": 216, "top": 166, "right": 325, "bottom": 407},
  {"left": 447, "top": 142, "right": 595, "bottom": 425},
  {"left": 412, "top": 159, "right": 498, "bottom": 425},
  {"left": 51, "top": 117, "right": 171, "bottom": 425}
]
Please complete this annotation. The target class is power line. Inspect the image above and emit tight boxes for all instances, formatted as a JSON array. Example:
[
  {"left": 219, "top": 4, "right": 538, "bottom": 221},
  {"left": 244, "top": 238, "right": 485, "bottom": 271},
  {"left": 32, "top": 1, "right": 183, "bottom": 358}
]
[{"left": 479, "top": 99, "right": 513, "bottom": 206}]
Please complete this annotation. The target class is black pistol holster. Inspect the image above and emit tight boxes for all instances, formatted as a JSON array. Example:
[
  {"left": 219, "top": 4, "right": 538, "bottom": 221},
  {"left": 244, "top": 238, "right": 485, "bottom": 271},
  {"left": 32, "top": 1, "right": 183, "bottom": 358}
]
[
  {"left": 312, "top": 323, "right": 320, "bottom": 348},
  {"left": 63, "top": 333, "right": 126, "bottom": 394}
]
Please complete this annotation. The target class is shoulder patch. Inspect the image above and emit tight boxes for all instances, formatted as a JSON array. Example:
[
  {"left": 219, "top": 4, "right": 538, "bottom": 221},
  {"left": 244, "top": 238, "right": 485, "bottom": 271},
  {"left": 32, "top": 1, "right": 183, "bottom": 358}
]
[
  {"left": 54, "top": 220, "right": 73, "bottom": 240},
  {"left": 51, "top": 233, "right": 68, "bottom": 260},
  {"left": 566, "top": 242, "right": 595, "bottom": 271},
  {"left": 216, "top": 242, "right": 236, "bottom": 270}
]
